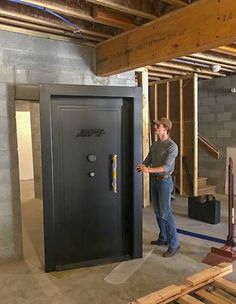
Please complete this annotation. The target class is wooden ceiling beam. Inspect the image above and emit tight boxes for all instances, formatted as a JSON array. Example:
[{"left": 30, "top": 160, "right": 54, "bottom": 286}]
[
  {"left": 179, "top": 56, "right": 235, "bottom": 70},
  {"left": 15, "top": 0, "right": 136, "bottom": 29},
  {"left": 0, "top": 17, "right": 104, "bottom": 42},
  {"left": 86, "top": 0, "right": 158, "bottom": 20},
  {"left": 148, "top": 67, "right": 225, "bottom": 79},
  {"left": 148, "top": 71, "right": 173, "bottom": 78},
  {"left": 153, "top": 61, "right": 228, "bottom": 75},
  {"left": 160, "top": 0, "right": 188, "bottom": 7},
  {"left": 191, "top": 52, "right": 236, "bottom": 67},
  {"left": 212, "top": 46, "right": 236, "bottom": 57},
  {"left": 96, "top": 0, "right": 236, "bottom": 76},
  {"left": 93, "top": 7, "right": 137, "bottom": 30},
  {"left": 148, "top": 66, "right": 187, "bottom": 75},
  {"left": 149, "top": 73, "right": 212, "bottom": 86},
  {"left": 0, "top": 8, "right": 112, "bottom": 39}
]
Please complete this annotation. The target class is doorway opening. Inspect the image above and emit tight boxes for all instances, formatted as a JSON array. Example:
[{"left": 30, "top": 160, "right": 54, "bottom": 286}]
[{"left": 15, "top": 99, "right": 44, "bottom": 268}]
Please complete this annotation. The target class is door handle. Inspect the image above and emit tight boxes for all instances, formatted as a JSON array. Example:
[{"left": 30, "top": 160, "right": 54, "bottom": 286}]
[{"left": 112, "top": 154, "right": 117, "bottom": 193}]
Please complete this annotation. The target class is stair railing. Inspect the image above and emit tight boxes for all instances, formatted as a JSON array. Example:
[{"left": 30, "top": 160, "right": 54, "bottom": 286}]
[{"left": 198, "top": 133, "right": 220, "bottom": 160}]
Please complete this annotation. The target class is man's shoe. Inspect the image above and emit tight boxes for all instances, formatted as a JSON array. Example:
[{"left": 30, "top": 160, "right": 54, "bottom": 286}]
[
  {"left": 150, "top": 239, "right": 168, "bottom": 246},
  {"left": 163, "top": 246, "right": 180, "bottom": 257}
]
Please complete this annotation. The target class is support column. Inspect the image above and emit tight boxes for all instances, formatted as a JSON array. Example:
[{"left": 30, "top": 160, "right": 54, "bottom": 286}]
[
  {"left": 136, "top": 68, "right": 150, "bottom": 207},
  {"left": 0, "top": 83, "right": 22, "bottom": 262}
]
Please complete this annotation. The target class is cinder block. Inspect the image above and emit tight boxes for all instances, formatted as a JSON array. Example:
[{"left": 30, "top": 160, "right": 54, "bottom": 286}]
[
  {"left": 201, "top": 113, "right": 215, "bottom": 122},
  {"left": 116, "top": 71, "right": 135, "bottom": 80},
  {"left": 0, "top": 167, "right": 20, "bottom": 183},
  {"left": 0, "top": 182, "right": 20, "bottom": 202},
  {"left": 126, "top": 80, "right": 136, "bottom": 86},
  {"left": 216, "top": 112, "right": 231, "bottom": 122},
  {"left": 224, "top": 121, "right": 236, "bottom": 130},
  {"left": 198, "top": 89, "right": 209, "bottom": 98},
  {"left": 217, "top": 129, "right": 231, "bottom": 138},
  {"left": 0, "top": 67, "right": 14, "bottom": 83},
  {"left": 0, "top": 133, "right": 17, "bottom": 150},
  {"left": 0, "top": 50, "right": 3, "bottom": 64},
  {"left": 217, "top": 94, "right": 233, "bottom": 105},
  {"left": 15, "top": 69, "right": 30, "bottom": 83},
  {"left": 109, "top": 78, "right": 131, "bottom": 86},
  {"left": 0, "top": 150, "right": 18, "bottom": 169},
  {"left": 0, "top": 116, "right": 17, "bottom": 135},
  {"left": 209, "top": 169, "right": 223, "bottom": 178}
]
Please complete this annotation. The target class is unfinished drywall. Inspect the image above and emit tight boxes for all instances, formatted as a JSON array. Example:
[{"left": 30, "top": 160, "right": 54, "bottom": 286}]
[
  {"left": 0, "top": 30, "right": 135, "bottom": 263},
  {"left": 199, "top": 75, "right": 236, "bottom": 193}
]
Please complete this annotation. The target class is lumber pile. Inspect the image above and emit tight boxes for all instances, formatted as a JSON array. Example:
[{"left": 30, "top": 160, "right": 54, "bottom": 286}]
[{"left": 130, "top": 262, "right": 236, "bottom": 304}]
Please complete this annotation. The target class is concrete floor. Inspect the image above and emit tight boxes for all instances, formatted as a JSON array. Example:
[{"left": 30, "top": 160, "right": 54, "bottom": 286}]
[{"left": 1, "top": 181, "right": 236, "bottom": 304}]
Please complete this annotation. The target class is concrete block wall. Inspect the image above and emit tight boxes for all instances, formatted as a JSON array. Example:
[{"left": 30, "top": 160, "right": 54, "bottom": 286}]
[
  {"left": 0, "top": 83, "right": 23, "bottom": 262},
  {"left": 199, "top": 75, "right": 236, "bottom": 193},
  {"left": 0, "top": 30, "right": 136, "bottom": 263}
]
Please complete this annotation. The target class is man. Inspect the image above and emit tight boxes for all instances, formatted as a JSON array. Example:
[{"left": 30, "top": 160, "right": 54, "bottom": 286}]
[{"left": 136, "top": 117, "right": 180, "bottom": 258}]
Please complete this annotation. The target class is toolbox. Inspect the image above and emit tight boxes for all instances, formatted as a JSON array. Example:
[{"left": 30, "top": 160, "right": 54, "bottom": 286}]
[{"left": 188, "top": 194, "right": 221, "bottom": 224}]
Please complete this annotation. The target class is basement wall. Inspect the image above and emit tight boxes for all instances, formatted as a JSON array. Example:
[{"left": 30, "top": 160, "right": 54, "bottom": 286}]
[
  {"left": 199, "top": 75, "right": 236, "bottom": 193},
  {"left": 0, "top": 30, "right": 135, "bottom": 263}
]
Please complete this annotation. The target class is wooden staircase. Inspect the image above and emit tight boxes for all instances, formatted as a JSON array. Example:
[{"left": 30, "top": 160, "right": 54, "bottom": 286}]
[
  {"left": 197, "top": 134, "right": 219, "bottom": 196},
  {"left": 198, "top": 176, "right": 216, "bottom": 196}
]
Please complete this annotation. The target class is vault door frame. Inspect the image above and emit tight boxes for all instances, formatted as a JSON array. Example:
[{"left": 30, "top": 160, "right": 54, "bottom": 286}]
[{"left": 40, "top": 84, "right": 143, "bottom": 272}]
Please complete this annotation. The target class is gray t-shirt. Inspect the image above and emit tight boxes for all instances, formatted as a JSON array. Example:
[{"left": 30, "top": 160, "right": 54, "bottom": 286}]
[{"left": 143, "top": 138, "right": 178, "bottom": 176}]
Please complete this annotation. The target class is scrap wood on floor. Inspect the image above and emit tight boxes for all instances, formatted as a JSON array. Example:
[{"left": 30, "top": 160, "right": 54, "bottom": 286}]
[{"left": 130, "top": 262, "right": 236, "bottom": 304}]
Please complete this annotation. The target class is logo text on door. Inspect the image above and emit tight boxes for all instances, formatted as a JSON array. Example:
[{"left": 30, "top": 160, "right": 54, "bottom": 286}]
[{"left": 76, "top": 129, "right": 105, "bottom": 137}]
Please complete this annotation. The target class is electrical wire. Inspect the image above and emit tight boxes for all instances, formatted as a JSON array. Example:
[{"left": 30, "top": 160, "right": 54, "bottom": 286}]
[{"left": 7, "top": 0, "right": 91, "bottom": 41}]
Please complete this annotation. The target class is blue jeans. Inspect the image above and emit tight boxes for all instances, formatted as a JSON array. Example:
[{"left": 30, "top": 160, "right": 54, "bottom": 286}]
[{"left": 151, "top": 177, "right": 179, "bottom": 249}]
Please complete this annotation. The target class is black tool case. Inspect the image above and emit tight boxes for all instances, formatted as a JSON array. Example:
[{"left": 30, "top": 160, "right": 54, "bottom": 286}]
[{"left": 188, "top": 195, "right": 221, "bottom": 224}]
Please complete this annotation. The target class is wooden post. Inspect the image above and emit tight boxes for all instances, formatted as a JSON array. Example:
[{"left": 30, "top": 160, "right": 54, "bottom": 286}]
[{"left": 136, "top": 68, "right": 150, "bottom": 207}]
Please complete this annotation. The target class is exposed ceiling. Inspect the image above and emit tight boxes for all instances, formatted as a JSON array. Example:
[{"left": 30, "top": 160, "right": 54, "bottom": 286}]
[{"left": 1, "top": 0, "right": 236, "bottom": 82}]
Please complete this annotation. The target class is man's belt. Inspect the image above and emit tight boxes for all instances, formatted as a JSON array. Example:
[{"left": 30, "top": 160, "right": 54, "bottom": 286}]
[{"left": 152, "top": 175, "right": 171, "bottom": 180}]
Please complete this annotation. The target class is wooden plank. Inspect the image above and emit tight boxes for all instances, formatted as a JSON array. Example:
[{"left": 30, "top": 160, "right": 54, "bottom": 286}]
[
  {"left": 93, "top": 6, "right": 137, "bottom": 30},
  {"left": 186, "top": 267, "right": 221, "bottom": 286},
  {"left": 86, "top": 0, "right": 158, "bottom": 20},
  {"left": 195, "top": 289, "right": 232, "bottom": 304},
  {"left": 177, "top": 294, "right": 204, "bottom": 304},
  {"left": 182, "top": 77, "right": 194, "bottom": 196},
  {"left": 193, "top": 74, "right": 198, "bottom": 196},
  {"left": 0, "top": 16, "right": 104, "bottom": 42},
  {"left": 161, "top": 0, "right": 188, "bottom": 7},
  {"left": 211, "top": 291, "right": 236, "bottom": 304},
  {"left": 169, "top": 80, "right": 181, "bottom": 192},
  {"left": 131, "top": 264, "right": 233, "bottom": 304},
  {"left": 135, "top": 284, "right": 182, "bottom": 304},
  {"left": 0, "top": 7, "right": 113, "bottom": 38},
  {"left": 149, "top": 84, "right": 158, "bottom": 143},
  {"left": 158, "top": 269, "right": 233, "bottom": 304},
  {"left": 215, "top": 278, "right": 236, "bottom": 296},
  {"left": 137, "top": 68, "right": 150, "bottom": 208},
  {"left": 179, "top": 80, "right": 183, "bottom": 195},
  {"left": 96, "top": 0, "right": 236, "bottom": 76},
  {"left": 17, "top": 0, "right": 136, "bottom": 29},
  {"left": 19, "top": 0, "right": 96, "bottom": 22}
]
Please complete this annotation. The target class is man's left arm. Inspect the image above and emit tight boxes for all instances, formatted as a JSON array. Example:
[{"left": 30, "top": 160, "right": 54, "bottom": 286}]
[{"left": 137, "top": 144, "right": 178, "bottom": 174}]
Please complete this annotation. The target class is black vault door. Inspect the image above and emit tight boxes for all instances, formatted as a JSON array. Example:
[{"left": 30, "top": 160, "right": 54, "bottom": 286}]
[
  {"left": 40, "top": 85, "right": 142, "bottom": 272},
  {"left": 53, "top": 98, "right": 124, "bottom": 268}
]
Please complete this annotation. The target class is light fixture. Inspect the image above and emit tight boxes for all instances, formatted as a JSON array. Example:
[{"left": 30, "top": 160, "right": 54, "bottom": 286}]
[{"left": 212, "top": 64, "right": 222, "bottom": 73}]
